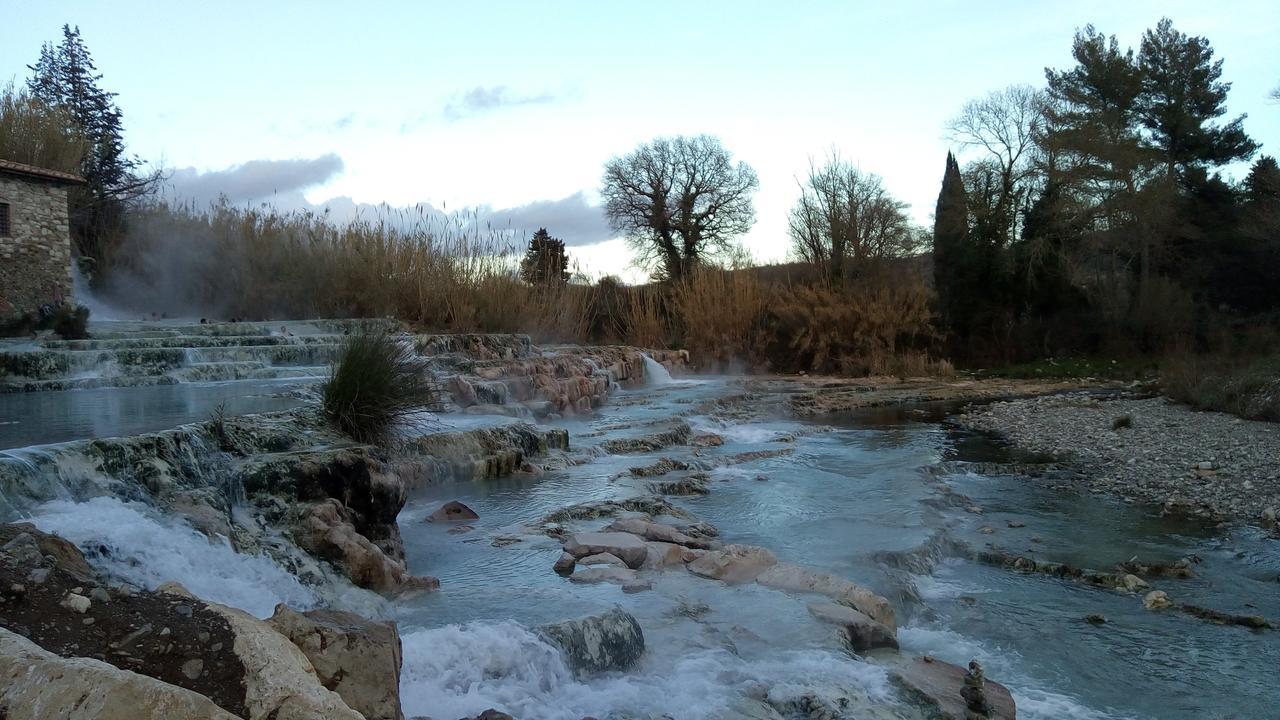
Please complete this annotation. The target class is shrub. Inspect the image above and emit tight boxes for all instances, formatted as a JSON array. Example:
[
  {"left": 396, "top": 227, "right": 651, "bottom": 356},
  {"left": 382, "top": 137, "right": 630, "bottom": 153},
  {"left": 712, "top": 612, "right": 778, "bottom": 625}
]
[
  {"left": 1161, "top": 355, "right": 1280, "bottom": 422},
  {"left": 52, "top": 305, "right": 90, "bottom": 339},
  {"left": 321, "top": 330, "right": 441, "bottom": 443}
]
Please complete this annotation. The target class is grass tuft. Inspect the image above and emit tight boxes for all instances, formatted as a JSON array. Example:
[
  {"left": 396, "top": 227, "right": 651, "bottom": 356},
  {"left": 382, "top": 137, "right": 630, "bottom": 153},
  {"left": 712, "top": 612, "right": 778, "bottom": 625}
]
[{"left": 322, "top": 329, "right": 441, "bottom": 443}]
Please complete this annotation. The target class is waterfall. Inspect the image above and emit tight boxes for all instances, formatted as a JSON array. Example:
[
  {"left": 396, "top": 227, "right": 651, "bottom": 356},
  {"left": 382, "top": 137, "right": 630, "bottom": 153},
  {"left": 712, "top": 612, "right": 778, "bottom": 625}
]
[{"left": 642, "top": 354, "right": 673, "bottom": 385}]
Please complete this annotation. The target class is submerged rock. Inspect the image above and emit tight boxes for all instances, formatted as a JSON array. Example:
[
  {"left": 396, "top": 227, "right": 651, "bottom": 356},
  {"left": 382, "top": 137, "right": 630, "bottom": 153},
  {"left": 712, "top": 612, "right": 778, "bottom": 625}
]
[
  {"left": 428, "top": 500, "right": 479, "bottom": 523},
  {"left": 1143, "top": 590, "right": 1172, "bottom": 610},
  {"left": 569, "top": 566, "right": 638, "bottom": 585},
  {"left": 599, "top": 421, "right": 693, "bottom": 454},
  {"left": 267, "top": 605, "right": 405, "bottom": 720},
  {"left": 538, "top": 607, "right": 645, "bottom": 676},
  {"left": 891, "top": 656, "right": 1016, "bottom": 720}
]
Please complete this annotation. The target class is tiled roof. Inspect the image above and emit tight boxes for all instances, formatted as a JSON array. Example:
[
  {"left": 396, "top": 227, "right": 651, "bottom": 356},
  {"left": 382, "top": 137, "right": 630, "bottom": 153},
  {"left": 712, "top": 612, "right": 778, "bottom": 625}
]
[{"left": 0, "top": 159, "right": 86, "bottom": 184}]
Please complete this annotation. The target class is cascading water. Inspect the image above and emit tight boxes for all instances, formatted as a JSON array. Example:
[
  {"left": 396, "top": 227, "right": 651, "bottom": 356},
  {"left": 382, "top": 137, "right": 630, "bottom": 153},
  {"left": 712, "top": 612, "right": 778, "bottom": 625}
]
[
  {"left": 641, "top": 354, "right": 673, "bottom": 385},
  {"left": 30, "top": 496, "right": 317, "bottom": 618}
]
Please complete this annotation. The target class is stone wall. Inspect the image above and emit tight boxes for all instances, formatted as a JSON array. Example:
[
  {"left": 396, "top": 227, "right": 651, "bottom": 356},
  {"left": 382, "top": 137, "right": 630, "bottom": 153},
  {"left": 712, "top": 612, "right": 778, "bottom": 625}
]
[{"left": 0, "top": 176, "right": 74, "bottom": 323}]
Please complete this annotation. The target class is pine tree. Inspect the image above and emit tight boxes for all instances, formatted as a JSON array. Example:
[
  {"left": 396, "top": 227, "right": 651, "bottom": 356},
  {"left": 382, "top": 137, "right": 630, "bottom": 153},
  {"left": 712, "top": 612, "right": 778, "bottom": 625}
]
[
  {"left": 519, "top": 228, "right": 571, "bottom": 285},
  {"left": 1137, "top": 18, "right": 1258, "bottom": 180}
]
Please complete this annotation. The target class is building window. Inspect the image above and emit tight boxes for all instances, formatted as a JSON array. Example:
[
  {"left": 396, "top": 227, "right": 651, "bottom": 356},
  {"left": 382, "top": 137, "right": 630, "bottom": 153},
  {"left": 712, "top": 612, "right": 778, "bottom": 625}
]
[{"left": 0, "top": 202, "right": 9, "bottom": 237}]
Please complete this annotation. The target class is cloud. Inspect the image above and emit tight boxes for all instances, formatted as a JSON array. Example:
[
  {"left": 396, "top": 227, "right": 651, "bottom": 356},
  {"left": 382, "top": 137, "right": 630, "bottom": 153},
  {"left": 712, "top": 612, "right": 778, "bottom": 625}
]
[
  {"left": 162, "top": 154, "right": 612, "bottom": 246},
  {"left": 165, "top": 154, "right": 344, "bottom": 206},
  {"left": 474, "top": 192, "right": 612, "bottom": 246},
  {"left": 442, "top": 85, "right": 558, "bottom": 121},
  {"left": 331, "top": 113, "right": 355, "bottom": 131}
]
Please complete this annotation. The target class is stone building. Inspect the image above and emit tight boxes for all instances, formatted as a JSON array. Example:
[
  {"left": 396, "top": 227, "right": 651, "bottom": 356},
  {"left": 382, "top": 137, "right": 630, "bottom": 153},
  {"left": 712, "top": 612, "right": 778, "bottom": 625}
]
[{"left": 0, "top": 159, "right": 85, "bottom": 323}]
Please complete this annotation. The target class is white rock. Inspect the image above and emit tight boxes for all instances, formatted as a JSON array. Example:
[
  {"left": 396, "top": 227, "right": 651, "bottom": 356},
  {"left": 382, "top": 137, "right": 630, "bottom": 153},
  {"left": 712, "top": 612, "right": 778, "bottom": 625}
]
[{"left": 61, "top": 593, "right": 91, "bottom": 614}]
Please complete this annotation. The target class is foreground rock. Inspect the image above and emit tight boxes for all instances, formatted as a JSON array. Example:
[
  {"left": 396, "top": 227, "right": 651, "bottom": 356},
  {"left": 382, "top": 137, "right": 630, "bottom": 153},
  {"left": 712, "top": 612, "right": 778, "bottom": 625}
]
[
  {"left": 756, "top": 563, "right": 896, "bottom": 629},
  {"left": 0, "top": 628, "right": 240, "bottom": 720},
  {"left": 892, "top": 656, "right": 1016, "bottom": 720},
  {"left": 538, "top": 607, "right": 645, "bottom": 676},
  {"left": 687, "top": 544, "right": 777, "bottom": 584},
  {"left": 159, "top": 584, "right": 364, "bottom": 720},
  {"left": 807, "top": 602, "right": 898, "bottom": 653},
  {"left": 268, "top": 605, "right": 405, "bottom": 720},
  {"left": 428, "top": 500, "right": 479, "bottom": 522}
]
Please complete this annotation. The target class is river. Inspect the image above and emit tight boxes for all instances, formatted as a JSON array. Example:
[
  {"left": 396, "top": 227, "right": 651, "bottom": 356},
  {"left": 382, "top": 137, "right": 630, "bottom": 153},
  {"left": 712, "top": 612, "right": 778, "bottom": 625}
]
[{"left": 21, "top": 373, "right": 1278, "bottom": 719}]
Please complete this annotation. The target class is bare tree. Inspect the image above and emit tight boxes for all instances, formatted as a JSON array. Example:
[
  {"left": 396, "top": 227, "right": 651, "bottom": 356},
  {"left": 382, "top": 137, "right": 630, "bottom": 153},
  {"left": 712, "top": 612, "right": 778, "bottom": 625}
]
[
  {"left": 601, "top": 135, "right": 758, "bottom": 281},
  {"left": 788, "top": 155, "right": 915, "bottom": 287},
  {"left": 947, "top": 84, "right": 1046, "bottom": 245}
]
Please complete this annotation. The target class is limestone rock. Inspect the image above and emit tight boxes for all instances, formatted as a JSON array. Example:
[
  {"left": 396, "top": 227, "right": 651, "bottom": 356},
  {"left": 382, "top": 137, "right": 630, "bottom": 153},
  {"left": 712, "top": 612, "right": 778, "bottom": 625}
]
[
  {"left": 569, "top": 566, "right": 638, "bottom": 585},
  {"left": 756, "top": 562, "right": 896, "bottom": 629},
  {"left": 553, "top": 551, "right": 576, "bottom": 576},
  {"left": 806, "top": 602, "right": 898, "bottom": 653},
  {"left": 429, "top": 500, "right": 480, "bottom": 523},
  {"left": 604, "top": 517, "right": 714, "bottom": 549},
  {"left": 891, "top": 656, "right": 1016, "bottom": 720},
  {"left": 641, "top": 541, "right": 693, "bottom": 569},
  {"left": 268, "top": 605, "right": 405, "bottom": 720},
  {"left": 0, "top": 523, "right": 95, "bottom": 581},
  {"left": 579, "top": 552, "right": 628, "bottom": 567},
  {"left": 290, "top": 499, "right": 437, "bottom": 593},
  {"left": 1143, "top": 590, "right": 1172, "bottom": 610},
  {"left": 201, "top": 601, "right": 365, "bottom": 720},
  {"left": 562, "top": 532, "right": 649, "bottom": 569},
  {"left": 538, "top": 607, "right": 645, "bottom": 676},
  {"left": 0, "top": 627, "right": 239, "bottom": 720},
  {"left": 687, "top": 544, "right": 778, "bottom": 585}
]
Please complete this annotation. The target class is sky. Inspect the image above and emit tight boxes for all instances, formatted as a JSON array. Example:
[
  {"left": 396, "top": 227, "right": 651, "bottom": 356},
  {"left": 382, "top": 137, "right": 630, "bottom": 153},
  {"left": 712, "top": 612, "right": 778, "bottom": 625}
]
[{"left": 4, "top": 0, "right": 1278, "bottom": 281}]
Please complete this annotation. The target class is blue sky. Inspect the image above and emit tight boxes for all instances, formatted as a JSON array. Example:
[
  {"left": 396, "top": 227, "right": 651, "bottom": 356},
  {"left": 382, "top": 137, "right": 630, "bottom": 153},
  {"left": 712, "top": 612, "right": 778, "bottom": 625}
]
[{"left": 4, "top": 0, "right": 1278, "bottom": 279}]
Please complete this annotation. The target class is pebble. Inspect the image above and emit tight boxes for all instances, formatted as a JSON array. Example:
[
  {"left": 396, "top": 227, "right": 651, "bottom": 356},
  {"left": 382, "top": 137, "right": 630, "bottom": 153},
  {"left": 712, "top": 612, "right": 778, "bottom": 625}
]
[
  {"left": 958, "top": 395, "right": 1280, "bottom": 525},
  {"left": 89, "top": 587, "right": 111, "bottom": 604},
  {"left": 181, "top": 658, "right": 204, "bottom": 680},
  {"left": 60, "top": 593, "right": 91, "bottom": 614}
]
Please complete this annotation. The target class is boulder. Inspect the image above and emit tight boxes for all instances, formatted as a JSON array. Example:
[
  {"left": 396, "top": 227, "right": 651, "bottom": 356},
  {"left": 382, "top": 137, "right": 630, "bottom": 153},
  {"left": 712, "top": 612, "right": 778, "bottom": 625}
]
[
  {"left": 0, "top": 522, "right": 95, "bottom": 581},
  {"left": 0, "top": 628, "right": 239, "bottom": 720},
  {"left": 290, "top": 499, "right": 438, "bottom": 594},
  {"left": 201, "top": 600, "right": 365, "bottom": 720},
  {"left": 538, "top": 607, "right": 645, "bottom": 676},
  {"left": 807, "top": 602, "right": 898, "bottom": 653},
  {"left": 428, "top": 500, "right": 479, "bottom": 523},
  {"left": 756, "top": 563, "right": 896, "bottom": 629},
  {"left": 687, "top": 544, "right": 777, "bottom": 584},
  {"left": 267, "top": 605, "right": 405, "bottom": 720},
  {"left": 648, "top": 473, "right": 711, "bottom": 496},
  {"left": 553, "top": 551, "right": 576, "bottom": 575},
  {"left": 579, "top": 552, "right": 628, "bottom": 567},
  {"left": 891, "top": 657, "right": 1016, "bottom": 720},
  {"left": 562, "top": 532, "right": 649, "bottom": 569},
  {"left": 641, "top": 541, "right": 693, "bottom": 569},
  {"left": 604, "top": 517, "right": 714, "bottom": 549}
]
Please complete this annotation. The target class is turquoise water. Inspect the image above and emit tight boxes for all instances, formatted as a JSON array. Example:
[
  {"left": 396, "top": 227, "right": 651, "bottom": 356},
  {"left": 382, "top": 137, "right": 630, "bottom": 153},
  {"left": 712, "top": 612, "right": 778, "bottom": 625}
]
[{"left": 394, "top": 378, "right": 1277, "bottom": 719}]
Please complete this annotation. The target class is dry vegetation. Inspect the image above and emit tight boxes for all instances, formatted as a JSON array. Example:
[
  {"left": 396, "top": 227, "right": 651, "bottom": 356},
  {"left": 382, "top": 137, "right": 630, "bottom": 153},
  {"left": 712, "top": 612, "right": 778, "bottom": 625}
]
[{"left": 97, "top": 202, "right": 946, "bottom": 375}]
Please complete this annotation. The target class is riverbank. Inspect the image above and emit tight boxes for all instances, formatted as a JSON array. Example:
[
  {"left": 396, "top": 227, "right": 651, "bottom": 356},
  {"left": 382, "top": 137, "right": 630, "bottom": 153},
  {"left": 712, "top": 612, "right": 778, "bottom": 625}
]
[{"left": 956, "top": 391, "right": 1280, "bottom": 528}]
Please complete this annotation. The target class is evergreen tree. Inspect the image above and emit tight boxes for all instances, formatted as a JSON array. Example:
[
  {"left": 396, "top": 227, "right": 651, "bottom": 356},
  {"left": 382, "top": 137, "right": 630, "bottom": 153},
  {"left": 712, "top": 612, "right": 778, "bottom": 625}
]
[
  {"left": 519, "top": 228, "right": 571, "bottom": 285},
  {"left": 1137, "top": 18, "right": 1258, "bottom": 180},
  {"left": 27, "top": 25, "right": 158, "bottom": 264},
  {"left": 933, "top": 152, "right": 968, "bottom": 329}
]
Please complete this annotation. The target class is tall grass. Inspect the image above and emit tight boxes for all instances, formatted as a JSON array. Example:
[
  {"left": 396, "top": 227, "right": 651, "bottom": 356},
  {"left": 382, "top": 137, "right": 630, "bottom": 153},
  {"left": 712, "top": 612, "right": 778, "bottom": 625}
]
[
  {"left": 97, "top": 201, "right": 952, "bottom": 376},
  {"left": 1161, "top": 354, "right": 1280, "bottom": 422},
  {"left": 322, "top": 329, "right": 442, "bottom": 443},
  {"left": 0, "top": 82, "right": 86, "bottom": 173}
]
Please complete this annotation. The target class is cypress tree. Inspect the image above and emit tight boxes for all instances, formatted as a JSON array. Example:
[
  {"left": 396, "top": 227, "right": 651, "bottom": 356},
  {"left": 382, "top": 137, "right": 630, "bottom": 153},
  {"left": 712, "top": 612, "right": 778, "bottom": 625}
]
[{"left": 933, "top": 152, "right": 969, "bottom": 330}]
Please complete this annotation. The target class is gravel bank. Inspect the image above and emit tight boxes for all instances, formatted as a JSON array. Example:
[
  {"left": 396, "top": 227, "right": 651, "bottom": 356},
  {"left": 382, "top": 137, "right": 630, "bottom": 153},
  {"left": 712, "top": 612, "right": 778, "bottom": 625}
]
[{"left": 957, "top": 392, "right": 1280, "bottom": 527}]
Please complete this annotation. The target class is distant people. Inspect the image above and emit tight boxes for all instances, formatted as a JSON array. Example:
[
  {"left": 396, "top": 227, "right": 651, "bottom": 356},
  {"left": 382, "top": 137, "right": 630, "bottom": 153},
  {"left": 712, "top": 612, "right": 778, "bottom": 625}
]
[{"left": 200, "top": 318, "right": 208, "bottom": 324}]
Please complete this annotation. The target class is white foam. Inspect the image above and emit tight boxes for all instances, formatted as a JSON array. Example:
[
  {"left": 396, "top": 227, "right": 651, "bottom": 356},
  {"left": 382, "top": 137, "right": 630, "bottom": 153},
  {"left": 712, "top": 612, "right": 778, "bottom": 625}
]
[
  {"left": 30, "top": 497, "right": 316, "bottom": 617},
  {"left": 399, "top": 619, "right": 896, "bottom": 720}
]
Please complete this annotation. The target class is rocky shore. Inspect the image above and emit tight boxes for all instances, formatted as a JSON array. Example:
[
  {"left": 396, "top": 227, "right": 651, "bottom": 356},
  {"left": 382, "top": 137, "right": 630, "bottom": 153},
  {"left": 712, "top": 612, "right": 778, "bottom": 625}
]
[{"left": 955, "top": 391, "right": 1280, "bottom": 527}]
